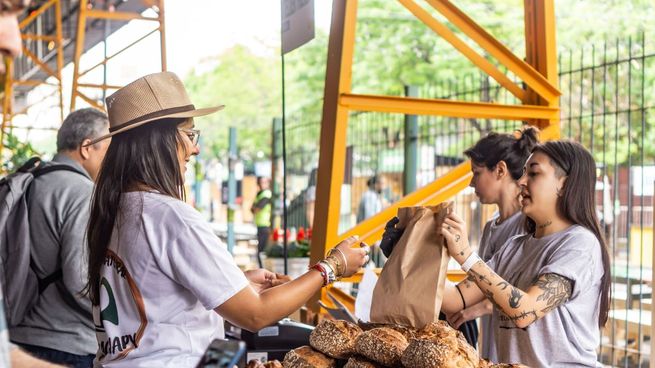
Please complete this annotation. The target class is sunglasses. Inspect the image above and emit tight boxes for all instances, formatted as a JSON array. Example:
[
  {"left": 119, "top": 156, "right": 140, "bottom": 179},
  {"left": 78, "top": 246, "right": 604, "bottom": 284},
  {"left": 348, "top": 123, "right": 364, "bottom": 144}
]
[{"left": 178, "top": 128, "right": 200, "bottom": 146}]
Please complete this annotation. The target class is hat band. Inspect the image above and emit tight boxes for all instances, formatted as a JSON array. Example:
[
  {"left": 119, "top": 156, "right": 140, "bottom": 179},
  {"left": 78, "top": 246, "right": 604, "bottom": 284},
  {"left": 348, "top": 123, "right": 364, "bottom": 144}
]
[{"left": 109, "top": 104, "right": 196, "bottom": 133}]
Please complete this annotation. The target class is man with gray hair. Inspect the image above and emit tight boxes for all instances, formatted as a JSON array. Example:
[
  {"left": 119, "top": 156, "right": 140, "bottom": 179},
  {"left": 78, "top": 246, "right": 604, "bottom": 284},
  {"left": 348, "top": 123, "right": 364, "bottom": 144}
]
[{"left": 9, "top": 108, "right": 110, "bottom": 367}]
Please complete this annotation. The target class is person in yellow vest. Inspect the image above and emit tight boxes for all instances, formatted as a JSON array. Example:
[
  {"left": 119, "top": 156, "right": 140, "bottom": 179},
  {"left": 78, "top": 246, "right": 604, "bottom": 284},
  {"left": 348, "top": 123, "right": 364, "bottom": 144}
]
[{"left": 252, "top": 176, "right": 272, "bottom": 267}]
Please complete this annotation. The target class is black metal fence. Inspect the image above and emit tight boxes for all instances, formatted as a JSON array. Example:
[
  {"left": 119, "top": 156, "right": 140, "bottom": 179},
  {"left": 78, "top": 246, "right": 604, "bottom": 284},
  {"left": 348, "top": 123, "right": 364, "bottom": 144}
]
[{"left": 279, "top": 34, "right": 654, "bottom": 366}]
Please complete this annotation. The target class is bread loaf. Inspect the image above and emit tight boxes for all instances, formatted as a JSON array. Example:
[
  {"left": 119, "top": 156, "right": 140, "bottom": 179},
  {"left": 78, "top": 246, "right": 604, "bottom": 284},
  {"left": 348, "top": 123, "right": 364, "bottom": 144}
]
[
  {"left": 355, "top": 327, "right": 408, "bottom": 367},
  {"left": 358, "top": 321, "right": 417, "bottom": 340},
  {"left": 310, "top": 319, "right": 362, "bottom": 359},
  {"left": 282, "top": 346, "right": 336, "bottom": 368},
  {"left": 401, "top": 321, "right": 478, "bottom": 368},
  {"left": 478, "top": 359, "right": 493, "bottom": 368},
  {"left": 246, "top": 360, "right": 283, "bottom": 368},
  {"left": 343, "top": 356, "right": 383, "bottom": 368}
]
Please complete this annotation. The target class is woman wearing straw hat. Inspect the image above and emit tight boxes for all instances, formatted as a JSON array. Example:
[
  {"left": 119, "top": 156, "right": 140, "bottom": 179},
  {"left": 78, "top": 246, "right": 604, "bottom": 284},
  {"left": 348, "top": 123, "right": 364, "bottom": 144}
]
[{"left": 84, "top": 72, "right": 369, "bottom": 367}]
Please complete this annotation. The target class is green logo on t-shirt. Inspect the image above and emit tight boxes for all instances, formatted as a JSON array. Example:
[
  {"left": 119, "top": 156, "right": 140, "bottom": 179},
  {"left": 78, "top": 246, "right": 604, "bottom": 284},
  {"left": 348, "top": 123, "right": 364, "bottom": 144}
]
[{"left": 100, "top": 277, "right": 119, "bottom": 325}]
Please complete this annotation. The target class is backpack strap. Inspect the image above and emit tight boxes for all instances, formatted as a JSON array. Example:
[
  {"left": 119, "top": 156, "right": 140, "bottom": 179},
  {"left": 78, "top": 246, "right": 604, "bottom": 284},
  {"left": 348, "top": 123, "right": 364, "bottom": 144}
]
[{"left": 33, "top": 164, "right": 87, "bottom": 179}]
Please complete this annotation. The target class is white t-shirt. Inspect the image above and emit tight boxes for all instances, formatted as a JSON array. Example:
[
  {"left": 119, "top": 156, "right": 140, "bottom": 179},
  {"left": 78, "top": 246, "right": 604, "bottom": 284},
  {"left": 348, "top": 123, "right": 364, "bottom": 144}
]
[{"left": 92, "top": 192, "right": 249, "bottom": 368}]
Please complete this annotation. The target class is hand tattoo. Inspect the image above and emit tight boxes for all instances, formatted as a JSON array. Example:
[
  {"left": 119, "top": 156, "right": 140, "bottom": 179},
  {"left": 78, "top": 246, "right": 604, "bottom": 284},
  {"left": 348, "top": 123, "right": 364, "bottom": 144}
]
[
  {"left": 535, "top": 273, "right": 572, "bottom": 313},
  {"left": 455, "top": 234, "right": 461, "bottom": 242}
]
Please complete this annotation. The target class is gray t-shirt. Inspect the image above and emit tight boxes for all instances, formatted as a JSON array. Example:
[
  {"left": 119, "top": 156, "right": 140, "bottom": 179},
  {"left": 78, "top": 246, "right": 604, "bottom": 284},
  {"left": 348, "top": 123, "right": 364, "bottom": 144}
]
[
  {"left": 487, "top": 225, "right": 604, "bottom": 367},
  {"left": 477, "top": 211, "right": 526, "bottom": 361}
]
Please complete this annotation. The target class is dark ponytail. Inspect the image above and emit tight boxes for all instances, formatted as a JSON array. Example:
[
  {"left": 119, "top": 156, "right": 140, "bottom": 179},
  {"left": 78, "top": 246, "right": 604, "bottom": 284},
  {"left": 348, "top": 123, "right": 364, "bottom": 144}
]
[
  {"left": 526, "top": 140, "right": 611, "bottom": 328},
  {"left": 464, "top": 126, "right": 539, "bottom": 179},
  {"left": 85, "top": 118, "right": 187, "bottom": 304}
]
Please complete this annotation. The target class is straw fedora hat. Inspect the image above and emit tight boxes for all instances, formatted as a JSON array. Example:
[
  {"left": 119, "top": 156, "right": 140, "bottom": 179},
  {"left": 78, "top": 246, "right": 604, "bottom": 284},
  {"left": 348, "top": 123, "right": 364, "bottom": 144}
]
[{"left": 89, "top": 71, "right": 224, "bottom": 144}]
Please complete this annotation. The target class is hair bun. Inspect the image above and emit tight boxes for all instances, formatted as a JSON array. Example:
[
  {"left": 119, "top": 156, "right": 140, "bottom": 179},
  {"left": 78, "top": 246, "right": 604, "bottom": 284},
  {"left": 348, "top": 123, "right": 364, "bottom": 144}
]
[{"left": 516, "top": 126, "right": 539, "bottom": 152}]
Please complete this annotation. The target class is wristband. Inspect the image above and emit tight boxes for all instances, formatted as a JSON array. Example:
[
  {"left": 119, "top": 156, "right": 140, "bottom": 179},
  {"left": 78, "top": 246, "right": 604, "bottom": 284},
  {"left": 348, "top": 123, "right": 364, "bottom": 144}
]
[
  {"left": 460, "top": 252, "right": 482, "bottom": 273},
  {"left": 320, "top": 260, "right": 338, "bottom": 284},
  {"left": 309, "top": 263, "right": 329, "bottom": 286}
]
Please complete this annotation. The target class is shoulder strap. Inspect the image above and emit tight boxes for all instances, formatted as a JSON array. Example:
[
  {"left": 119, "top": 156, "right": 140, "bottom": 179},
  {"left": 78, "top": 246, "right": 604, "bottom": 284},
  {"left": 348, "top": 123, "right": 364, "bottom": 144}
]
[{"left": 33, "top": 164, "right": 87, "bottom": 179}]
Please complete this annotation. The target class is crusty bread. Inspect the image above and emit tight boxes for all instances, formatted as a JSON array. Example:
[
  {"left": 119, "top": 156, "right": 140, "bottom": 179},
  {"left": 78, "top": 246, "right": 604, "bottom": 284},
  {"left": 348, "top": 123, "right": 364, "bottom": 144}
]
[
  {"left": 343, "top": 356, "right": 383, "bottom": 368},
  {"left": 310, "top": 319, "right": 362, "bottom": 359},
  {"left": 358, "top": 321, "right": 417, "bottom": 341},
  {"left": 478, "top": 359, "right": 493, "bottom": 368},
  {"left": 355, "top": 327, "right": 408, "bottom": 367},
  {"left": 246, "top": 360, "right": 283, "bottom": 368},
  {"left": 401, "top": 321, "right": 479, "bottom": 368},
  {"left": 282, "top": 346, "right": 336, "bottom": 368}
]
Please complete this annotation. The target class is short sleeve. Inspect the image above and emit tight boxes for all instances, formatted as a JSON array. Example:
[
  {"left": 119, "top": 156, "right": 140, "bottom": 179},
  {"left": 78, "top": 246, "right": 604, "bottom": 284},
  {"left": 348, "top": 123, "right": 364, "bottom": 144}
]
[
  {"left": 538, "top": 231, "right": 601, "bottom": 299},
  {"left": 164, "top": 208, "right": 249, "bottom": 310}
]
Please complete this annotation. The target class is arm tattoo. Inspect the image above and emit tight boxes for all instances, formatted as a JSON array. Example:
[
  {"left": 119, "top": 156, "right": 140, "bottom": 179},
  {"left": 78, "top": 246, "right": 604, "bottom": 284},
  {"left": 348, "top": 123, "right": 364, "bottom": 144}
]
[
  {"left": 483, "top": 289, "right": 503, "bottom": 312},
  {"left": 509, "top": 287, "right": 523, "bottom": 308},
  {"left": 535, "top": 273, "right": 572, "bottom": 313},
  {"left": 497, "top": 281, "right": 510, "bottom": 290},
  {"left": 467, "top": 265, "right": 492, "bottom": 286}
]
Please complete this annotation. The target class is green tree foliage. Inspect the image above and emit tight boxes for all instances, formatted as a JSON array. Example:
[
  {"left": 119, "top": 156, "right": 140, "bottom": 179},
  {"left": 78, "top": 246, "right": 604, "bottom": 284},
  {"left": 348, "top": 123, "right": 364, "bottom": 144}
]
[{"left": 185, "top": 45, "right": 281, "bottom": 160}]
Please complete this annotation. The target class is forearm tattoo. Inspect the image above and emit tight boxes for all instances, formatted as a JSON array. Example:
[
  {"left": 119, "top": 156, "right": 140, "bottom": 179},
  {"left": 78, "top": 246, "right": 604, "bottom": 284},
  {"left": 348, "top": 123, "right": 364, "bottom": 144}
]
[
  {"left": 535, "top": 273, "right": 572, "bottom": 313},
  {"left": 466, "top": 264, "right": 492, "bottom": 286}
]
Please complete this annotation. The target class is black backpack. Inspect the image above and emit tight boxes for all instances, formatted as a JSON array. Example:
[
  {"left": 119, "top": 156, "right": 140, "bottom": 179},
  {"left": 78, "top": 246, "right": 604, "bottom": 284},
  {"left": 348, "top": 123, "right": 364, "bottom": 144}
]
[{"left": 0, "top": 157, "right": 86, "bottom": 327}]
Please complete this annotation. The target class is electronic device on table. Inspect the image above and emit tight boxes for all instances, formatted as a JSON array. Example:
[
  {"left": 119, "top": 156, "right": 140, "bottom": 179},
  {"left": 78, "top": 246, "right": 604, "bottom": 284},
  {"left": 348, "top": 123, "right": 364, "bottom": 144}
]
[
  {"left": 195, "top": 339, "right": 246, "bottom": 368},
  {"left": 225, "top": 318, "right": 314, "bottom": 363}
]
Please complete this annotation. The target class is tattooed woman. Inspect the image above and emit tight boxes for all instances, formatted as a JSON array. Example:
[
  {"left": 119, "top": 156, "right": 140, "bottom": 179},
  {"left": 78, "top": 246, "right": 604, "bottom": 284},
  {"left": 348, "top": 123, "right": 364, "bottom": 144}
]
[
  {"left": 440, "top": 141, "right": 610, "bottom": 367},
  {"left": 381, "top": 127, "right": 538, "bottom": 355}
]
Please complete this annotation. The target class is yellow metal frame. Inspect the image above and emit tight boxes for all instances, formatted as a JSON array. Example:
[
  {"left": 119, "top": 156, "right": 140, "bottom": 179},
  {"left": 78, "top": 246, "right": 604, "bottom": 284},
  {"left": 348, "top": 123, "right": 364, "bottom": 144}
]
[
  {"left": 1, "top": 0, "right": 65, "bottom": 153},
  {"left": 310, "top": 0, "right": 561, "bottom": 311},
  {"left": 70, "top": 0, "right": 166, "bottom": 111}
]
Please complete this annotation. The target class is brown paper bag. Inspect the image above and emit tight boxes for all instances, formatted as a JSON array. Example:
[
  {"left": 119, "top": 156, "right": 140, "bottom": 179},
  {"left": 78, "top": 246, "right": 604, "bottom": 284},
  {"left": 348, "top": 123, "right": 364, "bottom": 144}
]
[{"left": 370, "top": 202, "right": 452, "bottom": 329}]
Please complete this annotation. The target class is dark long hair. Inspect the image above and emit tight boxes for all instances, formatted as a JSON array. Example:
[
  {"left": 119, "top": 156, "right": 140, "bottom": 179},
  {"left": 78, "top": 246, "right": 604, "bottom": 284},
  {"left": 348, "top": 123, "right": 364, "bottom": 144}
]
[
  {"left": 464, "top": 126, "right": 539, "bottom": 180},
  {"left": 85, "top": 118, "right": 187, "bottom": 304},
  {"left": 526, "top": 141, "right": 611, "bottom": 327}
]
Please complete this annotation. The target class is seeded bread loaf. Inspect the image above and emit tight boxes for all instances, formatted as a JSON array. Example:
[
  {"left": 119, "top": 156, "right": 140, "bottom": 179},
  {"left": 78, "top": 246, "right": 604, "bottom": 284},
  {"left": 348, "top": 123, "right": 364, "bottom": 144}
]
[
  {"left": 310, "top": 319, "right": 362, "bottom": 359},
  {"left": 246, "top": 360, "right": 283, "bottom": 368},
  {"left": 343, "top": 356, "right": 383, "bottom": 368},
  {"left": 358, "top": 321, "right": 417, "bottom": 341},
  {"left": 401, "top": 321, "right": 479, "bottom": 368},
  {"left": 282, "top": 346, "right": 336, "bottom": 368},
  {"left": 355, "top": 327, "right": 408, "bottom": 367}
]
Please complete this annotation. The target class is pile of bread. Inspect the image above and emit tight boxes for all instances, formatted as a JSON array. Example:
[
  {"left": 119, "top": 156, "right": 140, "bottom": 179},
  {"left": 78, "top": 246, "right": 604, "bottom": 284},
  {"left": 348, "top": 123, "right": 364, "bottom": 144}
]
[{"left": 278, "top": 319, "right": 529, "bottom": 368}]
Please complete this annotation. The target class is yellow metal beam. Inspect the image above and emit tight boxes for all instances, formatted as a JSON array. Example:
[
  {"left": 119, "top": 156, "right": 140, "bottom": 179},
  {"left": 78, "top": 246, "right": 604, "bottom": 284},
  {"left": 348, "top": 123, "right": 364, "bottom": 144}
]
[
  {"left": 77, "top": 83, "right": 122, "bottom": 90},
  {"left": 85, "top": 9, "right": 159, "bottom": 22},
  {"left": 398, "top": 0, "right": 527, "bottom": 102},
  {"left": 524, "top": 0, "right": 560, "bottom": 136},
  {"left": 14, "top": 80, "right": 59, "bottom": 87},
  {"left": 1, "top": 59, "right": 14, "bottom": 153},
  {"left": 20, "top": 34, "right": 58, "bottom": 41},
  {"left": 427, "top": 0, "right": 560, "bottom": 103},
  {"left": 309, "top": 0, "right": 359, "bottom": 312},
  {"left": 18, "top": 0, "right": 57, "bottom": 28},
  {"left": 158, "top": 0, "right": 167, "bottom": 71},
  {"left": 70, "top": 0, "right": 88, "bottom": 111},
  {"left": 340, "top": 93, "right": 559, "bottom": 121}
]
